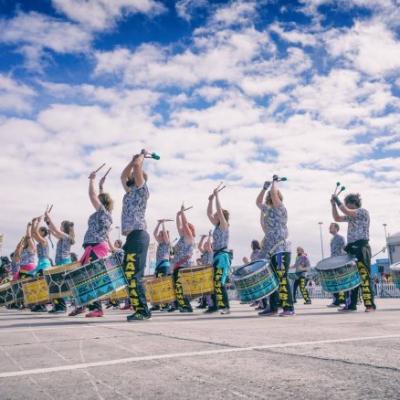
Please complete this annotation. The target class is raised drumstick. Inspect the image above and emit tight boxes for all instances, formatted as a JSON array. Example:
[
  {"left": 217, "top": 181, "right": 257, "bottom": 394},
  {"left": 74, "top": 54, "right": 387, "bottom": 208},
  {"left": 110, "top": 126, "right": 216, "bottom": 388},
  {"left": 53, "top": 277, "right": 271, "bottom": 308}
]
[
  {"left": 94, "top": 163, "right": 106, "bottom": 173},
  {"left": 102, "top": 167, "right": 112, "bottom": 179},
  {"left": 216, "top": 185, "right": 226, "bottom": 193},
  {"left": 337, "top": 186, "right": 346, "bottom": 196},
  {"left": 334, "top": 182, "right": 341, "bottom": 195},
  {"left": 184, "top": 206, "right": 193, "bottom": 212}
]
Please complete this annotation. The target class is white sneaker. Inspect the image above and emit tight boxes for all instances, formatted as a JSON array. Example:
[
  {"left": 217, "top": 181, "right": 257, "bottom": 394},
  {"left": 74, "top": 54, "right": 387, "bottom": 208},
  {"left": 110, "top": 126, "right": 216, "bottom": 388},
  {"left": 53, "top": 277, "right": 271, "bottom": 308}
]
[{"left": 220, "top": 308, "right": 230, "bottom": 315}]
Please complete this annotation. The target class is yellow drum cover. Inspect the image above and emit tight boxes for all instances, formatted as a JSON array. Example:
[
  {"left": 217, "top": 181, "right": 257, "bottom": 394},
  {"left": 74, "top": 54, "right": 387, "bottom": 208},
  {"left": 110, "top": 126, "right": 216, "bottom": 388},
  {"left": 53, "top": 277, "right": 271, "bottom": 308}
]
[
  {"left": 145, "top": 276, "right": 176, "bottom": 305},
  {"left": 180, "top": 266, "right": 214, "bottom": 298},
  {"left": 22, "top": 277, "right": 49, "bottom": 306},
  {"left": 108, "top": 287, "right": 129, "bottom": 301},
  {"left": 44, "top": 262, "right": 81, "bottom": 299}
]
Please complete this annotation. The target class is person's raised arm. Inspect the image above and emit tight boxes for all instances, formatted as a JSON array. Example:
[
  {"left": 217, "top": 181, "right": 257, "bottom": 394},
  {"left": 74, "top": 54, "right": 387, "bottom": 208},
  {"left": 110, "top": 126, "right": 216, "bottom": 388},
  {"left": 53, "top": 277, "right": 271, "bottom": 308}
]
[
  {"left": 88, "top": 172, "right": 102, "bottom": 210},
  {"left": 120, "top": 159, "right": 134, "bottom": 193},
  {"left": 153, "top": 221, "right": 162, "bottom": 243},
  {"left": 26, "top": 223, "right": 35, "bottom": 252},
  {"left": 331, "top": 196, "right": 346, "bottom": 222},
  {"left": 176, "top": 211, "right": 184, "bottom": 237},
  {"left": 260, "top": 210, "right": 267, "bottom": 234},
  {"left": 334, "top": 196, "right": 359, "bottom": 218},
  {"left": 180, "top": 207, "right": 194, "bottom": 243},
  {"left": 207, "top": 194, "right": 218, "bottom": 225},
  {"left": 214, "top": 189, "right": 228, "bottom": 230},
  {"left": 270, "top": 180, "right": 282, "bottom": 208},
  {"left": 44, "top": 212, "right": 67, "bottom": 240},
  {"left": 32, "top": 217, "right": 47, "bottom": 246},
  {"left": 198, "top": 235, "right": 207, "bottom": 252},
  {"left": 132, "top": 151, "right": 146, "bottom": 188},
  {"left": 256, "top": 181, "right": 270, "bottom": 210}
]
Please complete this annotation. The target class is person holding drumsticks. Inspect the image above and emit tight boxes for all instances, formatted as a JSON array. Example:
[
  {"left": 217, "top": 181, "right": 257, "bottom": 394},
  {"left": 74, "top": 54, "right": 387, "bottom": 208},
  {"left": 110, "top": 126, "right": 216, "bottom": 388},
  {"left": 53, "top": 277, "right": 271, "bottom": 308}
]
[
  {"left": 152, "top": 219, "right": 171, "bottom": 311},
  {"left": 18, "top": 223, "right": 37, "bottom": 279},
  {"left": 256, "top": 176, "right": 294, "bottom": 317},
  {"left": 44, "top": 212, "right": 75, "bottom": 313},
  {"left": 205, "top": 186, "right": 232, "bottom": 315},
  {"left": 169, "top": 205, "right": 195, "bottom": 313},
  {"left": 331, "top": 193, "right": 376, "bottom": 312},
  {"left": 121, "top": 151, "right": 151, "bottom": 321},
  {"left": 328, "top": 223, "right": 347, "bottom": 307},
  {"left": 197, "top": 233, "right": 214, "bottom": 309},
  {"left": 32, "top": 217, "right": 52, "bottom": 275}
]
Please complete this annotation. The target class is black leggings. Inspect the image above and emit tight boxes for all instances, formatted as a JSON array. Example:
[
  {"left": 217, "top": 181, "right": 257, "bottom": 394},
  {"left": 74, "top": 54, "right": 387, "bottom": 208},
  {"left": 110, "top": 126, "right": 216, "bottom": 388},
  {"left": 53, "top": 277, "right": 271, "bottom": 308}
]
[
  {"left": 172, "top": 268, "right": 192, "bottom": 310},
  {"left": 293, "top": 276, "right": 310, "bottom": 303},
  {"left": 269, "top": 252, "right": 293, "bottom": 312},
  {"left": 122, "top": 230, "right": 150, "bottom": 315}
]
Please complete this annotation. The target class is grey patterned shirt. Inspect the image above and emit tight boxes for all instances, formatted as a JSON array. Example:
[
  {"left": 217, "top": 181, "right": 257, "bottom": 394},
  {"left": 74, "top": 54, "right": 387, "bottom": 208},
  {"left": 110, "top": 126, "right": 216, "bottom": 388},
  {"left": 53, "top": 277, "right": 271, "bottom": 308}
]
[
  {"left": 212, "top": 225, "right": 229, "bottom": 251},
  {"left": 37, "top": 242, "right": 49, "bottom": 259},
  {"left": 83, "top": 205, "right": 112, "bottom": 245},
  {"left": 294, "top": 254, "right": 310, "bottom": 274},
  {"left": 55, "top": 237, "right": 72, "bottom": 265},
  {"left": 330, "top": 234, "right": 346, "bottom": 257},
  {"left": 260, "top": 204, "right": 290, "bottom": 256},
  {"left": 156, "top": 242, "right": 170, "bottom": 263},
  {"left": 250, "top": 249, "right": 261, "bottom": 262},
  {"left": 121, "top": 183, "right": 149, "bottom": 235},
  {"left": 20, "top": 249, "right": 35, "bottom": 265},
  {"left": 200, "top": 250, "right": 213, "bottom": 265},
  {"left": 344, "top": 208, "right": 370, "bottom": 244},
  {"left": 172, "top": 237, "right": 194, "bottom": 268}
]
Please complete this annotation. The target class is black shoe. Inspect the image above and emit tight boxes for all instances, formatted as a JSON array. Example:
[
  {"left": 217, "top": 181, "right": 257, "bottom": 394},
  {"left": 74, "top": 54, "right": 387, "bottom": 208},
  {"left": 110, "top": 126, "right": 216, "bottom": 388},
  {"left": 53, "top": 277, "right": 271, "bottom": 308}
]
[
  {"left": 127, "top": 312, "right": 151, "bottom": 322},
  {"left": 167, "top": 306, "right": 177, "bottom": 313},
  {"left": 179, "top": 307, "right": 193, "bottom": 313},
  {"left": 204, "top": 307, "right": 218, "bottom": 314},
  {"left": 150, "top": 305, "right": 160, "bottom": 312},
  {"left": 304, "top": 301, "right": 312, "bottom": 305},
  {"left": 31, "top": 305, "right": 47, "bottom": 312},
  {"left": 48, "top": 307, "right": 66, "bottom": 314},
  {"left": 196, "top": 304, "right": 207, "bottom": 309},
  {"left": 258, "top": 309, "right": 278, "bottom": 316}
]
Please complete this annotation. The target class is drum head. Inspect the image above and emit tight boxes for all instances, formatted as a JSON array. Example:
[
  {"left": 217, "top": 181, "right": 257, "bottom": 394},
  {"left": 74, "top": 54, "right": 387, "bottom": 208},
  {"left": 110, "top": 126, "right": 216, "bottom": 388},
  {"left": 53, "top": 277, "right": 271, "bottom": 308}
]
[
  {"left": 316, "top": 255, "right": 356, "bottom": 271},
  {"left": 390, "top": 262, "right": 400, "bottom": 272},
  {"left": 233, "top": 259, "right": 268, "bottom": 278}
]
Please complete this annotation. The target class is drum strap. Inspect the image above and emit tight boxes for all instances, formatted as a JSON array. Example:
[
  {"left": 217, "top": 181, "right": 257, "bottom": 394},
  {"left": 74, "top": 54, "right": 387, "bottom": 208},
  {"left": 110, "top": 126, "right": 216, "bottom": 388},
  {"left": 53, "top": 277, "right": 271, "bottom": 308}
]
[{"left": 174, "top": 256, "right": 190, "bottom": 271}]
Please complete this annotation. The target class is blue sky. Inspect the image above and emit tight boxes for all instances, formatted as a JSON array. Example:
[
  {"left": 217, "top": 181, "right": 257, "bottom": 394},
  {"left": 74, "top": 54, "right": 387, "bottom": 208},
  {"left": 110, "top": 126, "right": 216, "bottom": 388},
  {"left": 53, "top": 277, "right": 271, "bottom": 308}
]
[{"left": 1, "top": 0, "right": 400, "bottom": 263}]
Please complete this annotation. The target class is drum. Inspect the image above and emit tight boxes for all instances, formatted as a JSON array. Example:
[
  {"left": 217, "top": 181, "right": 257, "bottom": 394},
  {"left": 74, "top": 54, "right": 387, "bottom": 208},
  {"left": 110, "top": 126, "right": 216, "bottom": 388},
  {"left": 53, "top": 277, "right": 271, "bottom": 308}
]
[
  {"left": 390, "top": 262, "right": 400, "bottom": 290},
  {"left": 315, "top": 255, "right": 360, "bottom": 293},
  {"left": 44, "top": 262, "right": 81, "bottom": 300},
  {"left": 108, "top": 287, "right": 129, "bottom": 302},
  {"left": 180, "top": 266, "right": 214, "bottom": 298},
  {"left": 0, "top": 281, "right": 24, "bottom": 306},
  {"left": 66, "top": 252, "right": 126, "bottom": 307},
  {"left": 144, "top": 276, "right": 176, "bottom": 305},
  {"left": 22, "top": 277, "right": 50, "bottom": 306},
  {"left": 233, "top": 259, "right": 279, "bottom": 303}
]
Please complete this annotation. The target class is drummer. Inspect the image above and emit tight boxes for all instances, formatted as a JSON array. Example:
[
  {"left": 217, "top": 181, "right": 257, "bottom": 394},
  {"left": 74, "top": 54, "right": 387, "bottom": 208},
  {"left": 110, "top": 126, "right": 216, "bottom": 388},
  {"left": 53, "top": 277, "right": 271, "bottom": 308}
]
[
  {"left": 121, "top": 151, "right": 151, "bottom": 322},
  {"left": 256, "top": 176, "right": 294, "bottom": 317},
  {"left": 250, "top": 240, "right": 261, "bottom": 262},
  {"left": 32, "top": 217, "right": 52, "bottom": 275},
  {"left": 152, "top": 220, "right": 171, "bottom": 311},
  {"left": 292, "top": 247, "right": 311, "bottom": 305},
  {"left": 328, "top": 223, "right": 347, "bottom": 307},
  {"left": 17, "top": 223, "right": 37, "bottom": 279},
  {"left": 331, "top": 193, "right": 376, "bottom": 312},
  {"left": 205, "top": 187, "right": 232, "bottom": 315},
  {"left": 197, "top": 234, "right": 214, "bottom": 309},
  {"left": 169, "top": 206, "right": 195, "bottom": 313},
  {"left": 45, "top": 212, "right": 75, "bottom": 313}
]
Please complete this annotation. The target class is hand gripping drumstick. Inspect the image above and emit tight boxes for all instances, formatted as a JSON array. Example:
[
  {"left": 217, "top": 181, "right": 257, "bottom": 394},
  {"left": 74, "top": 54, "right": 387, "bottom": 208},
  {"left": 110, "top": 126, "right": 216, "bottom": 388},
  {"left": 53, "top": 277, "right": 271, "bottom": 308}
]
[{"left": 337, "top": 186, "right": 346, "bottom": 196}]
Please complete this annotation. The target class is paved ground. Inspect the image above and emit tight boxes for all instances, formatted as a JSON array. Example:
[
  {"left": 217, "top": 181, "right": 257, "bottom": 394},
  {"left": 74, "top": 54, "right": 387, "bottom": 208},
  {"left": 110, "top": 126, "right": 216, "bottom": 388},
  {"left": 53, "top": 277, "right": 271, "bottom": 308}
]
[{"left": 1, "top": 299, "right": 400, "bottom": 400}]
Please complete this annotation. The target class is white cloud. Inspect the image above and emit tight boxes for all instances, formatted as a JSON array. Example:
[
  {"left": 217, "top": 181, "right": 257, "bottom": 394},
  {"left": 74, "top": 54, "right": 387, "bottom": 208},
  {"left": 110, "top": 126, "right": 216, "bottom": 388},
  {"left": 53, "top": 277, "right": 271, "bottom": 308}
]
[
  {"left": 0, "top": 75, "right": 36, "bottom": 113},
  {"left": 176, "top": 0, "right": 208, "bottom": 22},
  {"left": 52, "top": 0, "right": 166, "bottom": 31},
  {"left": 269, "top": 22, "right": 317, "bottom": 46}
]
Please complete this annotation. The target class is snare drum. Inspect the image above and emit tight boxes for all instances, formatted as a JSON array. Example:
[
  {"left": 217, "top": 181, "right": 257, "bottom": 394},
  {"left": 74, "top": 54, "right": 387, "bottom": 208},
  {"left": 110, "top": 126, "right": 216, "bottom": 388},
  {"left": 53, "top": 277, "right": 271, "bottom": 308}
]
[
  {"left": 108, "top": 287, "right": 129, "bottom": 302},
  {"left": 315, "top": 255, "right": 360, "bottom": 293},
  {"left": 66, "top": 252, "right": 126, "bottom": 307},
  {"left": 44, "top": 262, "right": 81, "bottom": 300},
  {"left": 390, "top": 262, "right": 400, "bottom": 290},
  {"left": 179, "top": 266, "right": 214, "bottom": 298},
  {"left": 0, "top": 281, "right": 24, "bottom": 306},
  {"left": 22, "top": 277, "right": 50, "bottom": 306},
  {"left": 144, "top": 276, "right": 176, "bottom": 305},
  {"left": 233, "top": 259, "right": 279, "bottom": 303}
]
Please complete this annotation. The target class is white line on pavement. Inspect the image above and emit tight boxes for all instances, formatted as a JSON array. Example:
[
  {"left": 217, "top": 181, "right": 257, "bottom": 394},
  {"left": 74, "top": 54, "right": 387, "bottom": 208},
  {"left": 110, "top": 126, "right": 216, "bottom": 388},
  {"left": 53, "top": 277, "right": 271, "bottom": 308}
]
[{"left": 1, "top": 334, "right": 399, "bottom": 378}]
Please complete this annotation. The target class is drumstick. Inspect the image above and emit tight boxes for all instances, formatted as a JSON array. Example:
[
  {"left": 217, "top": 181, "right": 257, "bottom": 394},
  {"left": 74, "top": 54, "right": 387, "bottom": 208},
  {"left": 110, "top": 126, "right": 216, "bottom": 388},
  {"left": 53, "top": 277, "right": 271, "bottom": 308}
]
[
  {"left": 102, "top": 167, "right": 112, "bottom": 179},
  {"left": 334, "top": 182, "right": 341, "bottom": 195},
  {"left": 337, "top": 186, "right": 346, "bottom": 196},
  {"left": 216, "top": 185, "right": 226, "bottom": 193},
  {"left": 184, "top": 206, "right": 193, "bottom": 212},
  {"left": 94, "top": 163, "right": 106, "bottom": 173},
  {"left": 48, "top": 204, "right": 53, "bottom": 213}
]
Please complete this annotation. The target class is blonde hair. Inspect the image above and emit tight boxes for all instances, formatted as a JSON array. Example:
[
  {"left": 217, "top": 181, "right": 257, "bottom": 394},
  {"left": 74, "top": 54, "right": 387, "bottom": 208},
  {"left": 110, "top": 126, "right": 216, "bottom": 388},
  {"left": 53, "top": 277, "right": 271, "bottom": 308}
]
[
  {"left": 266, "top": 190, "right": 283, "bottom": 206},
  {"left": 99, "top": 193, "right": 114, "bottom": 213},
  {"left": 62, "top": 221, "right": 75, "bottom": 245}
]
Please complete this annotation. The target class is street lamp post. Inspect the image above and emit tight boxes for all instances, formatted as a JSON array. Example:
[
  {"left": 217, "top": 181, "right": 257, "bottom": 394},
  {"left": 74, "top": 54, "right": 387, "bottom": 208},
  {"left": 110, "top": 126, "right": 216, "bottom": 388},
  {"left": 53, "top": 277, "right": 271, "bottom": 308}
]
[
  {"left": 318, "top": 222, "right": 324, "bottom": 259},
  {"left": 383, "top": 223, "right": 388, "bottom": 240}
]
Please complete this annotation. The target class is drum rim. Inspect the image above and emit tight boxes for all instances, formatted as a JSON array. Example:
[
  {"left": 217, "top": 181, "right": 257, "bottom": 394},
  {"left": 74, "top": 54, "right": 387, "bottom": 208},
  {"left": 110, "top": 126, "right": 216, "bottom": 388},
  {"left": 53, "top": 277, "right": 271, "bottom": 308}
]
[
  {"left": 390, "top": 262, "right": 400, "bottom": 271},
  {"left": 320, "top": 280, "right": 361, "bottom": 293},
  {"left": 315, "top": 255, "right": 356, "bottom": 271},
  {"left": 233, "top": 259, "right": 269, "bottom": 280},
  {"left": 237, "top": 284, "right": 279, "bottom": 303}
]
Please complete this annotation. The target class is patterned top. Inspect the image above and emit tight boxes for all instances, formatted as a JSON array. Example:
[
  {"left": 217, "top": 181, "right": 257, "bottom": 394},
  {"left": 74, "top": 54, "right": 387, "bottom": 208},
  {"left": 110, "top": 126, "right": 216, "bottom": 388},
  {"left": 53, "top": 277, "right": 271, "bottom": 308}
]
[
  {"left": 83, "top": 205, "right": 113, "bottom": 245},
  {"left": 37, "top": 242, "right": 49, "bottom": 259},
  {"left": 55, "top": 237, "right": 72, "bottom": 265},
  {"left": 20, "top": 249, "right": 35, "bottom": 265},
  {"left": 156, "top": 242, "right": 170, "bottom": 263},
  {"left": 344, "top": 208, "right": 370, "bottom": 244},
  {"left": 200, "top": 250, "right": 213, "bottom": 265},
  {"left": 172, "top": 237, "right": 194, "bottom": 268},
  {"left": 260, "top": 204, "right": 290, "bottom": 256},
  {"left": 212, "top": 225, "right": 229, "bottom": 251},
  {"left": 294, "top": 254, "right": 310, "bottom": 274},
  {"left": 330, "top": 234, "right": 346, "bottom": 257},
  {"left": 121, "top": 183, "right": 149, "bottom": 235},
  {"left": 250, "top": 249, "right": 261, "bottom": 262},
  {"left": 11, "top": 259, "right": 20, "bottom": 274}
]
